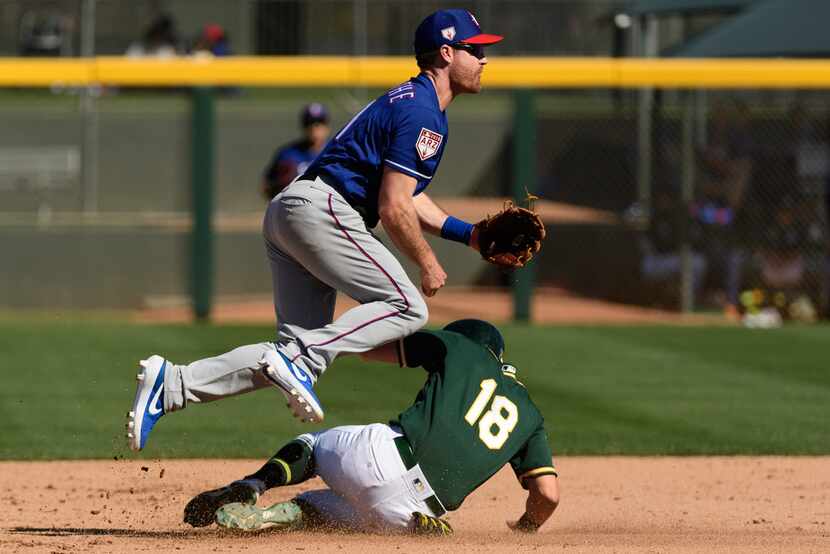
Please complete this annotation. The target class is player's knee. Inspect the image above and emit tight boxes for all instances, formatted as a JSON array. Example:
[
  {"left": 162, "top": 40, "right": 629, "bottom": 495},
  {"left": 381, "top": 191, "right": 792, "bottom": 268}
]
[{"left": 404, "top": 295, "right": 428, "bottom": 331}]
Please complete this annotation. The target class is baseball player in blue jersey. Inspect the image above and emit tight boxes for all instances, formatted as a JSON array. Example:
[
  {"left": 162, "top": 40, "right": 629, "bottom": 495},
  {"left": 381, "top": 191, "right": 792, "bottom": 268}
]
[
  {"left": 127, "top": 9, "right": 504, "bottom": 451},
  {"left": 261, "top": 103, "right": 331, "bottom": 201}
]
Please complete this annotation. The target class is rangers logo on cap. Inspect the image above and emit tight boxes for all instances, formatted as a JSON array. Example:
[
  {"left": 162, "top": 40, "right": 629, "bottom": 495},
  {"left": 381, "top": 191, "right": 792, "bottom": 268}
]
[
  {"left": 416, "top": 128, "right": 443, "bottom": 161},
  {"left": 441, "top": 26, "right": 456, "bottom": 41}
]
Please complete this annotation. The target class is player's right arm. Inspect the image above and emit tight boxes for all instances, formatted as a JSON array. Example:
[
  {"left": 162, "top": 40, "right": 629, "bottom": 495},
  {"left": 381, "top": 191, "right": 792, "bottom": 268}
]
[
  {"left": 379, "top": 167, "right": 447, "bottom": 297},
  {"left": 411, "top": 192, "right": 481, "bottom": 251}
]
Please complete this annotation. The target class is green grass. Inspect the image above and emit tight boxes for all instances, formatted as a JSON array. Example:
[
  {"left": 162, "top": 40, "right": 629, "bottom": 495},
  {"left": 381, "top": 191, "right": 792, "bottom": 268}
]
[{"left": 0, "top": 317, "right": 827, "bottom": 459}]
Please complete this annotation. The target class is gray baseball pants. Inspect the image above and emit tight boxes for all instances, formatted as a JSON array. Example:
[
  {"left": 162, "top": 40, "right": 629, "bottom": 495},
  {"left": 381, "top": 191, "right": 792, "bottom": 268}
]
[{"left": 162, "top": 177, "right": 428, "bottom": 412}]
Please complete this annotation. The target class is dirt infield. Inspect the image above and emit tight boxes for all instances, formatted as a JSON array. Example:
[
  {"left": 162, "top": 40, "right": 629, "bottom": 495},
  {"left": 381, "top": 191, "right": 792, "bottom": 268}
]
[
  {"left": 136, "top": 287, "right": 724, "bottom": 325},
  {"left": 2, "top": 457, "right": 827, "bottom": 553}
]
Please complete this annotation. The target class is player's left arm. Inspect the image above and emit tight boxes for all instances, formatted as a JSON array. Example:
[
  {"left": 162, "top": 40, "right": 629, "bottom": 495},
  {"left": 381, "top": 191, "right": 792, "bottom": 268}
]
[
  {"left": 413, "top": 192, "right": 480, "bottom": 250},
  {"left": 508, "top": 425, "right": 559, "bottom": 533}
]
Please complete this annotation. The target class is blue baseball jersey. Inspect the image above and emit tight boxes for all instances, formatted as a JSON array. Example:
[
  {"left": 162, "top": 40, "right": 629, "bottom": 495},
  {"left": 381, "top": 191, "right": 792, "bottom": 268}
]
[
  {"left": 263, "top": 139, "right": 320, "bottom": 191},
  {"left": 302, "top": 73, "right": 448, "bottom": 228}
]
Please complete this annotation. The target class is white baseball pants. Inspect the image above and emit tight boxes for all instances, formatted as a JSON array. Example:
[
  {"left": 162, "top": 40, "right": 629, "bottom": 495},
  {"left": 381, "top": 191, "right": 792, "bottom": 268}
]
[{"left": 297, "top": 423, "right": 444, "bottom": 532}]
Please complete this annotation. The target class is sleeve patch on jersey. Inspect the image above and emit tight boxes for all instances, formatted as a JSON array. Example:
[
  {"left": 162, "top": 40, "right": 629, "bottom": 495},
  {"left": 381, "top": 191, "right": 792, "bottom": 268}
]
[{"left": 416, "top": 128, "right": 444, "bottom": 161}]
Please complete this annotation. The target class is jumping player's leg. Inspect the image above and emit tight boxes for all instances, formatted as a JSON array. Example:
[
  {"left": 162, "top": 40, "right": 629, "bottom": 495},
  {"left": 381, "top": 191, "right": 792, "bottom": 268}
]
[
  {"left": 265, "top": 179, "right": 428, "bottom": 378},
  {"left": 128, "top": 342, "right": 282, "bottom": 451},
  {"left": 161, "top": 342, "right": 276, "bottom": 413},
  {"left": 266, "top": 235, "right": 338, "bottom": 348}
]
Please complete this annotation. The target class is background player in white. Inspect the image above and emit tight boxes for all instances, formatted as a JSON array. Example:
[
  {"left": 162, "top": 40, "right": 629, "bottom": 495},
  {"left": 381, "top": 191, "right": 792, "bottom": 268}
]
[
  {"left": 181, "top": 320, "right": 560, "bottom": 535},
  {"left": 128, "top": 9, "right": 505, "bottom": 450}
]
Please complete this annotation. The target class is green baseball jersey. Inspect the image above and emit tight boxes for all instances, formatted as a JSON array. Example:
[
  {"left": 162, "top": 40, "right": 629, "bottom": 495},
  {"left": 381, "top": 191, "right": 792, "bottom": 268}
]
[{"left": 391, "top": 330, "right": 557, "bottom": 511}]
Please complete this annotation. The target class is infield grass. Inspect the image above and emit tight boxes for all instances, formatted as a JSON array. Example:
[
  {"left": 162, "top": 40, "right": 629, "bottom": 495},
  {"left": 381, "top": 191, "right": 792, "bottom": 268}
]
[{"left": 0, "top": 317, "right": 827, "bottom": 459}]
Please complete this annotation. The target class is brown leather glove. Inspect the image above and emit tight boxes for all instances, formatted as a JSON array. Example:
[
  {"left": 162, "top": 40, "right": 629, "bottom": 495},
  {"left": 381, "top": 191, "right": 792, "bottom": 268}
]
[{"left": 474, "top": 201, "right": 546, "bottom": 269}]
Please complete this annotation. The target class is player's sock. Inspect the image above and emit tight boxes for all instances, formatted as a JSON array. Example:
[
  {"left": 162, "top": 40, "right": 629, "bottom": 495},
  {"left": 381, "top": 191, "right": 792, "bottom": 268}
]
[
  {"left": 232, "top": 477, "right": 266, "bottom": 495},
  {"left": 245, "top": 438, "right": 314, "bottom": 489}
]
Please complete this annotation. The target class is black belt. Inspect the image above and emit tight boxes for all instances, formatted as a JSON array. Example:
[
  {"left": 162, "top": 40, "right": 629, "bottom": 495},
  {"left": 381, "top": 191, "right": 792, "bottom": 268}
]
[
  {"left": 393, "top": 435, "right": 446, "bottom": 517},
  {"left": 298, "top": 170, "right": 322, "bottom": 182},
  {"left": 297, "top": 170, "right": 374, "bottom": 227}
]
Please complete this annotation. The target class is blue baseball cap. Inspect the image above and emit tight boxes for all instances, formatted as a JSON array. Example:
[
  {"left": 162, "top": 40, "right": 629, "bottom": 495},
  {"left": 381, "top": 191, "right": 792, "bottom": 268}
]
[
  {"left": 414, "top": 9, "right": 503, "bottom": 55},
  {"left": 300, "top": 102, "right": 329, "bottom": 127}
]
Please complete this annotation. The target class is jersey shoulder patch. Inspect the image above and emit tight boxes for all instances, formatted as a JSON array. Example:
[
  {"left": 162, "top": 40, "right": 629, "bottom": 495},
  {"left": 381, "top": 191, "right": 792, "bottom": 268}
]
[{"left": 416, "top": 128, "right": 444, "bottom": 161}]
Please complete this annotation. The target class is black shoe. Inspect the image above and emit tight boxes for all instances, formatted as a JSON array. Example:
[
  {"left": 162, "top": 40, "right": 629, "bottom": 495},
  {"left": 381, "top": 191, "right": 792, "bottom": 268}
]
[{"left": 184, "top": 482, "right": 259, "bottom": 527}]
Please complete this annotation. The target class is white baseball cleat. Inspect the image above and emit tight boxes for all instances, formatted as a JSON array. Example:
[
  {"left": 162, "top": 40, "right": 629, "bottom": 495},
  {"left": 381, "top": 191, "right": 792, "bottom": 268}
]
[
  {"left": 216, "top": 500, "right": 304, "bottom": 531},
  {"left": 127, "top": 355, "right": 167, "bottom": 451},
  {"left": 260, "top": 349, "right": 324, "bottom": 423}
]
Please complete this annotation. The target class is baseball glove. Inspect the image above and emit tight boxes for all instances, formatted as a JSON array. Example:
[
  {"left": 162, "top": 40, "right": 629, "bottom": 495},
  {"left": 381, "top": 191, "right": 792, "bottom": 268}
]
[{"left": 474, "top": 200, "right": 546, "bottom": 269}]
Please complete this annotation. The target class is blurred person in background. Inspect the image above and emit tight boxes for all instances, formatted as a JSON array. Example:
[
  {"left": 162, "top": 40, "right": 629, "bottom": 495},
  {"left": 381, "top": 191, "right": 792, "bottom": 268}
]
[
  {"left": 739, "top": 195, "right": 819, "bottom": 324},
  {"left": 692, "top": 98, "right": 754, "bottom": 316},
  {"left": 125, "top": 14, "right": 180, "bottom": 58},
  {"left": 635, "top": 187, "right": 707, "bottom": 308},
  {"left": 261, "top": 103, "right": 331, "bottom": 201},
  {"left": 19, "top": 10, "right": 73, "bottom": 57},
  {"left": 759, "top": 197, "right": 807, "bottom": 291},
  {"left": 192, "top": 23, "right": 232, "bottom": 57}
]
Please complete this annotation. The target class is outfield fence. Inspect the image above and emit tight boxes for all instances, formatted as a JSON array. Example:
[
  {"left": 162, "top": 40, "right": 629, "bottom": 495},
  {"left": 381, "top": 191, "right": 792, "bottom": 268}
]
[
  {"left": 1, "top": 57, "right": 828, "bottom": 322},
  {"left": 0, "top": 0, "right": 628, "bottom": 57}
]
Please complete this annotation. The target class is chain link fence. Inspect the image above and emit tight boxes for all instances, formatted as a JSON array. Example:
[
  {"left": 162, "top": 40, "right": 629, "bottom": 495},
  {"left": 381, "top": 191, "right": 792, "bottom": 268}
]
[
  {"left": 0, "top": 1, "right": 827, "bottom": 320},
  {"left": 533, "top": 89, "right": 829, "bottom": 322},
  {"left": 0, "top": 0, "right": 627, "bottom": 57}
]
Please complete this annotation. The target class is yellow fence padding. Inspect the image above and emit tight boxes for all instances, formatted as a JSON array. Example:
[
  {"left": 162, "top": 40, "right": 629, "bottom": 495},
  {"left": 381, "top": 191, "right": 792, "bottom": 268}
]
[{"left": 2, "top": 56, "right": 830, "bottom": 88}]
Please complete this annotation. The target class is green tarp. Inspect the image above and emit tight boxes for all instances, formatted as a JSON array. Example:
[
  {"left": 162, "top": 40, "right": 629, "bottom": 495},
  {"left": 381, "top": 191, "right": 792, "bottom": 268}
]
[
  {"left": 626, "top": 0, "right": 754, "bottom": 16},
  {"left": 675, "top": 0, "right": 830, "bottom": 57}
]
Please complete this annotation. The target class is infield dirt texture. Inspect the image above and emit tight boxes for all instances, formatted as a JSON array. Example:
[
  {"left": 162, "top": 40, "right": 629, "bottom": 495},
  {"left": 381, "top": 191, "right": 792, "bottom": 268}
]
[
  {"left": 1, "top": 458, "right": 827, "bottom": 552},
  {"left": 1, "top": 310, "right": 828, "bottom": 552}
]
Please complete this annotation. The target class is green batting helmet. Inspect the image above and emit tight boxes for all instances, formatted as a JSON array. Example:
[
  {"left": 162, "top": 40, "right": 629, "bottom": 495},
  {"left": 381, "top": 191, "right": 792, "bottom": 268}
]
[{"left": 443, "top": 319, "right": 505, "bottom": 361}]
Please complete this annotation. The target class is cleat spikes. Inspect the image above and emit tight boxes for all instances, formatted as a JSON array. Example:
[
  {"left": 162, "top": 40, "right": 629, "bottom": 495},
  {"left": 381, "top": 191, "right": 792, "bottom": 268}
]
[
  {"left": 128, "top": 411, "right": 135, "bottom": 417},
  {"left": 127, "top": 432, "right": 134, "bottom": 439},
  {"left": 137, "top": 373, "right": 144, "bottom": 381},
  {"left": 260, "top": 350, "right": 323, "bottom": 424},
  {"left": 140, "top": 359, "right": 148, "bottom": 368}
]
